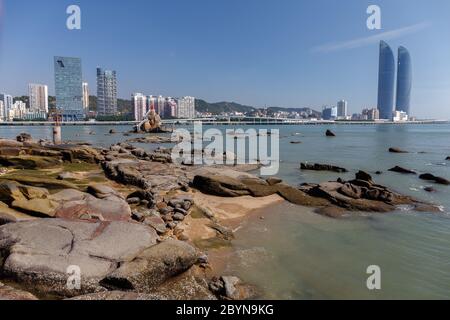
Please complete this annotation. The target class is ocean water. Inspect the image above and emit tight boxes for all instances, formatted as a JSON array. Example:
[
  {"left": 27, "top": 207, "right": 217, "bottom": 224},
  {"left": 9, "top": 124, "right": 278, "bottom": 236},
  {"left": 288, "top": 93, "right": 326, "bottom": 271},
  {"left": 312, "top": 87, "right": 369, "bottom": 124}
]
[{"left": 1, "top": 124, "right": 449, "bottom": 299}]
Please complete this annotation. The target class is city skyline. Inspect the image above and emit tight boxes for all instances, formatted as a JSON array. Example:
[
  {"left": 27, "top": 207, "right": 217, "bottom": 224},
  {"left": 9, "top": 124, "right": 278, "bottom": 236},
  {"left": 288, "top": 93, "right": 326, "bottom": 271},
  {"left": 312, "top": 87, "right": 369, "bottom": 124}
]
[{"left": 1, "top": 0, "right": 450, "bottom": 118}]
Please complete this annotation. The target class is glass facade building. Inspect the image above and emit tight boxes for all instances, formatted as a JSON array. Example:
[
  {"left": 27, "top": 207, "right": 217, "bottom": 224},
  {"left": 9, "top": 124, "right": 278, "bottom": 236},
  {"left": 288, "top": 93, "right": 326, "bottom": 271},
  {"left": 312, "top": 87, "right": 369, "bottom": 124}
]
[
  {"left": 96, "top": 68, "right": 117, "bottom": 116},
  {"left": 377, "top": 41, "right": 396, "bottom": 120},
  {"left": 54, "top": 56, "right": 84, "bottom": 121},
  {"left": 396, "top": 46, "right": 412, "bottom": 115}
]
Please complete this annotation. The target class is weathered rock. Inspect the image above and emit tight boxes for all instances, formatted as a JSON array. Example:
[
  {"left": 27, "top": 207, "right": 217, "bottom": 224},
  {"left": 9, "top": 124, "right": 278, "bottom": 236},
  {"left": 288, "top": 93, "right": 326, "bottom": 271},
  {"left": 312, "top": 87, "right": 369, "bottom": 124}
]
[
  {"left": 0, "top": 282, "right": 38, "bottom": 300},
  {"left": 0, "top": 201, "right": 36, "bottom": 225},
  {"left": 127, "top": 197, "right": 141, "bottom": 205},
  {"left": 266, "top": 177, "right": 282, "bottom": 186},
  {"left": 0, "top": 155, "right": 61, "bottom": 169},
  {"left": 209, "top": 276, "right": 258, "bottom": 300},
  {"left": 389, "top": 147, "right": 409, "bottom": 153},
  {"left": 0, "top": 180, "right": 49, "bottom": 205},
  {"left": 144, "top": 215, "right": 167, "bottom": 234},
  {"left": 101, "top": 240, "right": 198, "bottom": 292},
  {"left": 446, "top": 156, "right": 450, "bottom": 161},
  {"left": 0, "top": 139, "right": 23, "bottom": 148},
  {"left": 355, "top": 171, "right": 373, "bottom": 183},
  {"left": 16, "top": 133, "right": 33, "bottom": 143},
  {"left": 87, "top": 184, "right": 124, "bottom": 200},
  {"left": 325, "top": 130, "right": 336, "bottom": 137},
  {"left": 0, "top": 219, "right": 158, "bottom": 296},
  {"left": 173, "top": 213, "right": 185, "bottom": 221},
  {"left": 57, "top": 172, "right": 76, "bottom": 180},
  {"left": 300, "top": 163, "right": 348, "bottom": 173},
  {"left": 388, "top": 166, "right": 416, "bottom": 174},
  {"left": 424, "top": 186, "right": 436, "bottom": 193},
  {"left": 12, "top": 198, "right": 59, "bottom": 217},
  {"left": 192, "top": 174, "right": 251, "bottom": 197},
  {"left": 2, "top": 175, "right": 77, "bottom": 190},
  {"left": 419, "top": 173, "right": 450, "bottom": 185}
]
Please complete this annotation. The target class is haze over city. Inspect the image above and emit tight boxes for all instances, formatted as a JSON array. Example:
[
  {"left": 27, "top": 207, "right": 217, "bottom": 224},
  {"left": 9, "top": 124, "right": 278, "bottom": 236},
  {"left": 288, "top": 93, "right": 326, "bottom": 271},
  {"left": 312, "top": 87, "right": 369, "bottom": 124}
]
[{"left": 1, "top": 0, "right": 450, "bottom": 118}]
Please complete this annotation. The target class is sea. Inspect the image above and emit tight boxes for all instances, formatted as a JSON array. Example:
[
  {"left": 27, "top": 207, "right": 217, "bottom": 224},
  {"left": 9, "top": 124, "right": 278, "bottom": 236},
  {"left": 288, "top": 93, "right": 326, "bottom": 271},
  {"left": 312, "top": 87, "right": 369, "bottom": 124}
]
[{"left": 1, "top": 123, "right": 449, "bottom": 299}]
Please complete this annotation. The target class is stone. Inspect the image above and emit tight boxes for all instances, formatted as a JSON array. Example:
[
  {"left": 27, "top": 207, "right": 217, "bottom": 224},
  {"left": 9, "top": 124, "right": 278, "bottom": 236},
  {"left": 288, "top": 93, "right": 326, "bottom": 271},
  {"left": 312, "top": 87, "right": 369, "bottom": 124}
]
[
  {"left": 12, "top": 198, "right": 59, "bottom": 217},
  {"left": 266, "top": 177, "right": 282, "bottom": 186},
  {"left": 419, "top": 173, "right": 450, "bottom": 185},
  {"left": 109, "top": 129, "right": 117, "bottom": 134},
  {"left": 325, "top": 129, "right": 336, "bottom": 137},
  {"left": 57, "top": 172, "right": 76, "bottom": 180},
  {"left": 0, "top": 139, "right": 23, "bottom": 148},
  {"left": 192, "top": 174, "right": 251, "bottom": 197},
  {"left": 300, "top": 163, "right": 347, "bottom": 173},
  {"left": 144, "top": 215, "right": 167, "bottom": 234},
  {"left": 0, "top": 201, "right": 36, "bottom": 225},
  {"left": 87, "top": 184, "right": 124, "bottom": 200},
  {"left": 127, "top": 197, "right": 141, "bottom": 204},
  {"left": 101, "top": 239, "right": 198, "bottom": 293},
  {"left": 446, "top": 156, "right": 450, "bottom": 161},
  {"left": 424, "top": 186, "right": 436, "bottom": 193},
  {"left": 16, "top": 133, "right": 33, "bottom": 143},
  {"left": 0, "top": 180, "right": 49, "bottom": 205},
  {"left": 388, "top": 166, "right": 416, "bottom": 174},
  {"left": 315, "top": 206, "right": 347, "bottom": 218},
  {"left": 222, "top": 276, "right": 241, "bottom": 299},
  {"left": 173, "top": 213, "right": 185, "bottom": 221},
  {"left": 0, "top": 282, "right": 38, "bottom": 300},
  {"left": 355, "top": 171, "right": 373, "bottom": 183},
  {"left": 0, "top": 155, "right": 61, "bottom": 169},
  {"left": 389, "top": 147, "right": 409, "bottom": 153},
  {"left": 0, "top": 219, "right": 158, "bottom": 296}
]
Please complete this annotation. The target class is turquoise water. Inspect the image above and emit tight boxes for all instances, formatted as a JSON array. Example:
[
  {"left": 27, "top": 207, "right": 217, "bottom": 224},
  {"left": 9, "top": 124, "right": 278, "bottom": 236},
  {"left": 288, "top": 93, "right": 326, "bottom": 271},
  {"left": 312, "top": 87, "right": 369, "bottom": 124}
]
[{"left": 1, "top": 124, "right": 449, "bottom": 299}]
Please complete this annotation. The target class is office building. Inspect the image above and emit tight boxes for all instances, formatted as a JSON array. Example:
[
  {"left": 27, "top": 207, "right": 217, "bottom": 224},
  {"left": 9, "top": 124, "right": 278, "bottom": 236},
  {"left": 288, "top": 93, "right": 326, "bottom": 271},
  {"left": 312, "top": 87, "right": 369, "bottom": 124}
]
[
  {"left": 28, "top": 84, "right": 48, "bottom": 113},
  {"left": 54, "top": 56, "right": 84, "bottom": 121},
  {"left": 377, "top": 41, "right": 396, "bottom": 119},
  {"left": 0, "top": 94, "right": 13, "bottom": 121},
  {"left": 337, "top": 100, "right": 348, "bottom": 118},
  {"left": 322, "top": 106, "right": 337, "bottom": 120},
  {"left": 362, "top": 108, "right": 380, "bottom": 121},
  {"left": 82, "top": 82, "right": 90, "bottom": 114},
  {"left": 97, "top": 68, "right": 117, "bottom": 116},
  {"left": 396, "top": 46, "right": 412, "bottom": 116}
]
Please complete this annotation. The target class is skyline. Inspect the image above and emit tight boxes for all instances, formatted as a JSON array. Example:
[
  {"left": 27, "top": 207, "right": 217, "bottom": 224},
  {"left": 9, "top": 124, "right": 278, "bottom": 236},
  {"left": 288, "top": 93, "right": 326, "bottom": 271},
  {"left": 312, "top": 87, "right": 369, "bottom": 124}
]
[{"left": 1, "top": 0, "right": 450, "bottom": 118}]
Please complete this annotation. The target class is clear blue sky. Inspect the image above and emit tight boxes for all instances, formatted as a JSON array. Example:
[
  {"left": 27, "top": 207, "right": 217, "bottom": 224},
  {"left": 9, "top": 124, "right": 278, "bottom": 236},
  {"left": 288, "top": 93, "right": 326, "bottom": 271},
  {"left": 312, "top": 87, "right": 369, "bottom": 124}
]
[{"left": 0, "top": 0, "right": 449, "bottom": 118}]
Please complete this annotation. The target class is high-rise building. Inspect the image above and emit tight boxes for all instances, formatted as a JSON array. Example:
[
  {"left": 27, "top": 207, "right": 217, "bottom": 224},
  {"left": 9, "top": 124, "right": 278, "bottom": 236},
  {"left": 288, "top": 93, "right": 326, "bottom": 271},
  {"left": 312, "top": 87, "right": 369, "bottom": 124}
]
[
  {"left": 132, "top": 93, "right": 147, "bottom": 122},
  {"left": 28, "top": 84, "right": 48, "bottom": 113},
  {"left": 147, "top": 95, "right": 158, "bottom": 114},
  {"left": 54, "top": 56, "right": 84, "bottom": 121},
  {"left": 164, "top": 97, "right": 177, "bottom": 118},
  {"left": 377, "top": 41, "right": 396, "bottom": 120},
  {"left": 396, "top": 46, "right": 412, "bottom": 116},
  {"left": 176, "top": 96, "right": 195, "bottom": 119},
  {"left": 0, "top": 101, "right": 4, "bottom": 121},
  {"left": 362, "top": 108, "right": 380, "bottom": 120},
  {"left": 96, "top": 68, "right": 117, "bottom": 116},
  {"left": 157, "top": 96, "right": 165, "bottom": 115},
  {"left": 82, "top": 82, "right": 90, "bottom": 114},
  {"left": 337, "top": 100, "right": 348, "bottom": 118},
  {"left": 0, "top": 94, "right": 13, "bottom": 121},
  {"left": 322, "top": 106, "right": 338, "bottom": 120}
]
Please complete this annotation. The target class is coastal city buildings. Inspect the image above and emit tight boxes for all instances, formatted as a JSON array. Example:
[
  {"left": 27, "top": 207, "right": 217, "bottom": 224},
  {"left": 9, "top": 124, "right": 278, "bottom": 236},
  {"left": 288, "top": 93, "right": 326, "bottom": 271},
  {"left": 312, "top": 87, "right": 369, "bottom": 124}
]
[
  {"left": 337, "top": 100, "right": 348, "bottom": 118},
  {"left": 177, "top": 96, "right": 195, "bottom": 119},
  {"left": 377, "top": 41, "right": 413, "bottom": 120},
  {"left": 28, "top": 84, "right": 48, "bottom": 113},
  {"left": 363, "top": 108, "right": 380, "bottom": 120},
  {"left": 322, "top": 106, "right": 337, "bottom": 120},
  {"left": 396, "top": 46, "right": 412, "bottom": 115},
  {"left": 132, "top": 93, "right": 147, "bottom": 122},
  {"left": 54, "top": 56, "right": 85, "bottom": 121},
  {"left": 82, "top": 82, "right": 90, "bottom": 115},
  {"left": 96, "top": 68, "right": 117, "bottom": 116},
  {"left": 0, "top": 93, "right": 13, "bottom": 121},
  {"left": 377, "top": 41, "right": 396, "bottom": 120}
]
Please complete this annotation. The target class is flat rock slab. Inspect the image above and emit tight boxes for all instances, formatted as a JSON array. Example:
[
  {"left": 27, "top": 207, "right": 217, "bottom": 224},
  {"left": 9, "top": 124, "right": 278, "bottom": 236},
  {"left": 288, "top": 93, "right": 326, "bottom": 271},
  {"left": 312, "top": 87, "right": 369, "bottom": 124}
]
[
  {"left": 0, "top": 281, "right": 38, "bottom": 300},
  {"left": 0, "top": 219, "right": 158, "bottom": 296}
]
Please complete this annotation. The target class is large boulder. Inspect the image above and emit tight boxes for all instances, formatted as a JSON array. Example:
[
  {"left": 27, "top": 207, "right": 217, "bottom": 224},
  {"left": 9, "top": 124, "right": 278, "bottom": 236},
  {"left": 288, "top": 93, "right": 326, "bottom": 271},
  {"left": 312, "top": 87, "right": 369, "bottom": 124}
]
[
  {"left": 389, "top": 147, "right": 409, "bottom": 154},
  {"left": 101, "top": 239, "right": 198, "bottom": 292},
  {"left": 192, "top": 174, "right": 251, "bottom": 197},
  {"left": 0, "top": 282, "right": 38, "bottom": 300},
  {"left": 325, "top": 130, "right": 336, "bottom": 137},
  {"left": 0, "top": 139, "right": 23, "bottom": 148},
  {"left": 0, "top": 155, "right": 61, "bottom": 169},
  {"left": 419, "top": 173, "right": 450, "bottom": 185},
  {"left": 388, "top": 166, "right": 416, "bottom": 174},
  {"left": 0, "top": 180, "right": 49, "bottom": 205},
  {"left": 0, "top": 219, "right": 158, "bottom": 296}
]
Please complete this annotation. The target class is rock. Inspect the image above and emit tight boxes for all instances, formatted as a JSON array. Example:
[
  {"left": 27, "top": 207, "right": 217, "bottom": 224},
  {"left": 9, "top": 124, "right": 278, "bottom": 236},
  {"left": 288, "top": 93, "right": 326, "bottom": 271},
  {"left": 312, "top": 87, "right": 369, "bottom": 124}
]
[
  {"left": 389, "top": 147, "right": 409, "bottom": 153},
  {"left": 12, "top": 198, "right": 59, "bottom": 217},
  {"left": 192, "top": 174, "right": 251, "bottom": 197},
  {"left": 222, "top": 276, "right": 241, "bottom": 299},
  {"left": 101, "top": 239, "right": 198, "bottom": 292},
  {"left": 419, "top": 173, "right": 450, "bottom": 185},
  {"left": 0, "top": 155, "right": 61, "bottom": 169},
  {"left": 57, "top": 172, "right": 76, "bottom": 180},
  {"left": 16, "top": 133, "right": 33, "bottom": 143},
  {"left": 0, "top": 180, "right": 49, "bottom": 205},
  {"left": 0, "top": 201, "right": 36, "bottom": 225},
  {"left": 207, "top": 222, "right": 234, "bottom": 240},
  {"left": 315, "top": 206, "right": 347, "bottom": 218},
  {"left": 0, "top": 282, "right": 38, "bottom": 300},
  {"left": 173, "top": 213, "right": 185, "bottom": 221},
  {"left": 87, "top": 184, "right": 124, "bottom": 200},
  {"left": 375, "top": 171, "right": 383, "bottom": 175},
  {"left": 290, "top": 141, "right": 302, "bottom": 144},
  {"left": 446, "top": 156, "right": 450, "bottom": 161},
  {"left": 0, "top": 139, "right": 23, "bottom": 148},
  {"left": 266, "top": 177, "right": 282, "bottom": 186},
  {"left": 127, "top": 197, "right": 141, "bottom": 205},
  {"left": 388, "top": 166, "right": 417, "bottom": 174},
  {"left": 325, "top": 129, "right": 336, "bottom": 137},
  {"left": 209, "top": 276, "right": 258, "bottom": 300},
  {"left": 2, "top": 175, "right": 77, "bottom": 190},
  {"left": 144, "top": 215, "right": 167, "bottom": 234},
  {"left": 424, "top": 186, "right": 435, "bottom": 192},
  {"left": 355, "top": 171, "right": 373, "bottom": 183},
  {"left": 300, "top": 163, "right": 347, "bottom": 173},
  {"left": 109, "top": 129, "right": 117, "bottom": 134},
  {"left": 0, "top": 219, "right": 158, "bottom": 296}
]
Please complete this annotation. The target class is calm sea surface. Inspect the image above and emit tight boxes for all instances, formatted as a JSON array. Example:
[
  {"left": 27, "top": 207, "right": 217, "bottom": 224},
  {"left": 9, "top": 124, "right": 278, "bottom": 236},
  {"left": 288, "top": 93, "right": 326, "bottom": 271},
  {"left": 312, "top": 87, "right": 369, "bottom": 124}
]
[{"left": 1, "top": 124, "right": 449, "bottom": 299}]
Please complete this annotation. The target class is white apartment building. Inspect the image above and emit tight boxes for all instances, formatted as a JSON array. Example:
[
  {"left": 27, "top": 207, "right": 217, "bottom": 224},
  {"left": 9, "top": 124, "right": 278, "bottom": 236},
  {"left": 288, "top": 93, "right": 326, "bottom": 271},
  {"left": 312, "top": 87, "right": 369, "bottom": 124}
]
[
  {"left": 177, "top": 96, "right": 195, "bottom": 119},
  {"left": 28, "top": 84, "right": 48, "bottom": 113},
  {"left": 82, "top": 82, "right": 90, "bottom": 114},
  {"left": 132, "top": 93, "right": 147, "bottom": 122}
]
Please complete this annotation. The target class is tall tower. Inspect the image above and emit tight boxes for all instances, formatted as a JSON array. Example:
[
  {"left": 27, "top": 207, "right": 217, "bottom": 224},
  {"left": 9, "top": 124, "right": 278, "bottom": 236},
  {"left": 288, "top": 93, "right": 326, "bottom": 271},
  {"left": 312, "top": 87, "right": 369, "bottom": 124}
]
[
  {"left": 97, "top": 68, "right": 117, "bottom": 116},
  {"left": 396, "top": 46, "right": 412, "bottom": 116},
  {"left": 377, "top": 41, "right": 396, "bottom": 119},
  {"left": 28, "top": 83, "right": 49, "bottom": 113}
]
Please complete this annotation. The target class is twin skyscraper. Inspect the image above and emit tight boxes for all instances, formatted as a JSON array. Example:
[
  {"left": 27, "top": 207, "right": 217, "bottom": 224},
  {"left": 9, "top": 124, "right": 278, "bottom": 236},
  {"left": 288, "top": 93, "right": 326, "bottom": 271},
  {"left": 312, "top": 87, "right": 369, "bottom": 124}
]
[{"left": 377, "top": 40, "right": 412, "bottom": 120}]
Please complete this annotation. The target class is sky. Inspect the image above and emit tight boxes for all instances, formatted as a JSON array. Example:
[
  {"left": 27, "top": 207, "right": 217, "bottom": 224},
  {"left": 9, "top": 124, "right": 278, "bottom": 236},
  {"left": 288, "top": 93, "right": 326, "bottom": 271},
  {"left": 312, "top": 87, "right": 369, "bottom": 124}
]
[{"left": 0, "top": 0, "right": 449, "bottom": 118}]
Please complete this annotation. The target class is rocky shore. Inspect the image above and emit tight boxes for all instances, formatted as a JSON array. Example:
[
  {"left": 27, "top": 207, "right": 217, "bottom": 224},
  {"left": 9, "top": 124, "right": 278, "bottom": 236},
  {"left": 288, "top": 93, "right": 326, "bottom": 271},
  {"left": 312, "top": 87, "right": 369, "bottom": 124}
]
[{"left": 0, "top": 133, "right": 445, "bottom": 300}]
